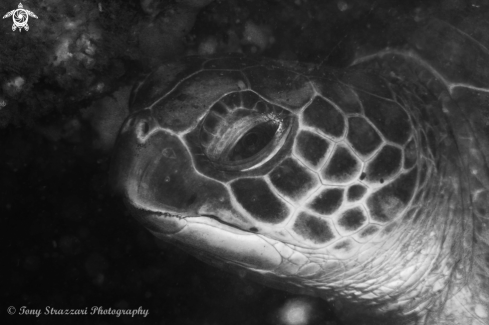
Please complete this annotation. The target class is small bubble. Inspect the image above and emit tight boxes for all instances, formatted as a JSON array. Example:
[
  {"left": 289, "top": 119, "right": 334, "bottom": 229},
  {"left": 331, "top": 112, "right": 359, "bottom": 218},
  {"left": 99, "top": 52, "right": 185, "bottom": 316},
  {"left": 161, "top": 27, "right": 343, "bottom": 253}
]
[
  {"left": 337, "top": 0, "right": 349, "bottom": 11},
  {"left": 198, "top": 36, "right": 218, "bottom": 55},
  {"left": 164, "top": 176, "right": 171, "bottom": 182},
  {"left": 278, "top": 298, "right": 314, "bottom": 325}
]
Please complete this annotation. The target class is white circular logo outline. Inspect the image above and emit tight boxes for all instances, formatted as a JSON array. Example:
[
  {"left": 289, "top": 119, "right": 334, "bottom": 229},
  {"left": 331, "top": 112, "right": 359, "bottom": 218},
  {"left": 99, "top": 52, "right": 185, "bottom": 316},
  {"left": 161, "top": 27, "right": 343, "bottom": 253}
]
[{"left": 3, "top": 3, "right": 38, "bottom": 32}]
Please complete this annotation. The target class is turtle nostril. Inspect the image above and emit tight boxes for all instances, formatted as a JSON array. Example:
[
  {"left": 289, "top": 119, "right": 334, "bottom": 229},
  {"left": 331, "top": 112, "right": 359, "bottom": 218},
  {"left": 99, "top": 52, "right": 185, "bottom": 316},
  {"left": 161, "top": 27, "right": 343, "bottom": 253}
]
[
  {"left": 136, "top": 120, "right": 152, "bottom": 140},
  {"left": 141, "top": 121, "right": 150, "bottom": 135},
  {"left": 128, "top": 118, "right": 153, "bottom": 142},
  {"left": 125, "top": 111, "right": 157, "bottom": 142}
]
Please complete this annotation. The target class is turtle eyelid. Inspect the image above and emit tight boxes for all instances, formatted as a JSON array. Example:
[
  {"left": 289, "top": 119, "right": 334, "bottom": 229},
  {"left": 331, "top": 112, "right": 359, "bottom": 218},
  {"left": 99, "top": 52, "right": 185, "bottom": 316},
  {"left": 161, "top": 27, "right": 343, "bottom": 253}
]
[
  {"left": 200, "top": 112, "right": 292, "bottom": 171},
  {"left": 227, "top": 120, "right": 280, "bottom": 161}
]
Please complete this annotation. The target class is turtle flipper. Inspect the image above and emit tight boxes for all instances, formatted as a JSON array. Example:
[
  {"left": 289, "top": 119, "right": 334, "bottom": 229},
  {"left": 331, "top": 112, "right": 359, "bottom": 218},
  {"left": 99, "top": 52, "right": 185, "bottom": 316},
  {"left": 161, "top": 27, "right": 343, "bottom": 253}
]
[
  {"left": 25, "top": 24, "right": 29, "bottom": 31},
  {"left": 26, "top": 10, "right": 38, "bottom": 19},
  {"left": 3, "top": 10, "right": 13, "bottom": 19},
  {"left": 12, "top": 24, "right": 16, "bottom": 31}
]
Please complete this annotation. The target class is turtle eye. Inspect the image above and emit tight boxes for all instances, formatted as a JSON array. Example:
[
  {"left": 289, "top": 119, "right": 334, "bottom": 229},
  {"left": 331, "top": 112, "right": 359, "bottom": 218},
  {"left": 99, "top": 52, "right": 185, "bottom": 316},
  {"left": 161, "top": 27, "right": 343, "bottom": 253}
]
[
  {"left": 198, "top": 92, "right": 293, "bottom": 171},
  {"left": 228, "top": 122, "right": 279, "bottom": 161},
  {"left": 200, "top": 110, "right": 292, "bottom": 170}
]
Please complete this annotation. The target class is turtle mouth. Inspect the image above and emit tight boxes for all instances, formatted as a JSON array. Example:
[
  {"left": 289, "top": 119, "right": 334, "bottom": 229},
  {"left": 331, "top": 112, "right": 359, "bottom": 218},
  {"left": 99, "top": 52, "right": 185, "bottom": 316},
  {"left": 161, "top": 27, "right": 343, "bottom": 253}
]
[
  {"left": 130, "top": 204, "right": 252, "bottom": 236},
  {"left": 199, "top": 213, "right": 252, "bottom": 232},
  {"left": 138, "top": 208, "right": 283, "bottom": 271}
]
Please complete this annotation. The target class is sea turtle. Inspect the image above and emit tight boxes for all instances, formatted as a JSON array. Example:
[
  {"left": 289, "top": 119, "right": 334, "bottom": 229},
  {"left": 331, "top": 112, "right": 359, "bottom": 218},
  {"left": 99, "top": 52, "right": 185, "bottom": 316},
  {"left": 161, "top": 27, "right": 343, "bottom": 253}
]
[
  {"left": 111, "top": 17, "right": 489, "bottom": 325},
  {"left": 2, "top": 2, "right": 38, "bottom": 32}
]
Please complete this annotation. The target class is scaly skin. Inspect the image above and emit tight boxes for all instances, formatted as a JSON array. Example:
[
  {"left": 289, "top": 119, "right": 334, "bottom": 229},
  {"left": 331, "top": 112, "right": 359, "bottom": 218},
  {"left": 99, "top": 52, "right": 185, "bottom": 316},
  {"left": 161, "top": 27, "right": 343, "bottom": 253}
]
[{"left": 111, "top": 19, "right": 489, "bottom": 325}]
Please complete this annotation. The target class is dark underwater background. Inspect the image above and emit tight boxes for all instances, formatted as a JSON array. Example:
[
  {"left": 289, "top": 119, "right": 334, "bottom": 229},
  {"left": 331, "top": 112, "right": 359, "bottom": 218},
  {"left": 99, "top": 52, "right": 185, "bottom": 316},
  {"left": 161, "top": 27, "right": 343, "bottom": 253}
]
[{"left": 3, "top": 0, "right": 488, "bottom": 324}]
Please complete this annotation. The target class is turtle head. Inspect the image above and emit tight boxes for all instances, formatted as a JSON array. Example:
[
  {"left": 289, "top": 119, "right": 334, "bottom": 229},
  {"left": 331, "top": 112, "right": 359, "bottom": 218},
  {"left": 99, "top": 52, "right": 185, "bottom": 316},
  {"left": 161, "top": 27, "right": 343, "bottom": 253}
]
[
  {"left": 111, "top": 56, "right": 432, "bottom": 307},
  {"left": 111, "top": 57, "right": 304, "bottom": 273}
]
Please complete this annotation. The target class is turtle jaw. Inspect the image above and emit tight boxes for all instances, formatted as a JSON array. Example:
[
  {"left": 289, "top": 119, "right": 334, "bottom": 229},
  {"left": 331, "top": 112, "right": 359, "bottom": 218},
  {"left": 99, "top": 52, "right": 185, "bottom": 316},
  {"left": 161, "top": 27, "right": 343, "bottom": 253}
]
[
  {"left": 117, "top": 188, "right": 285, "bottom": 272},
  {"left": 118, "top": 199, "right": 284, "bottom": 272},
  {"left": 145, "top": 213, "right": 284, "bottom": 272}
]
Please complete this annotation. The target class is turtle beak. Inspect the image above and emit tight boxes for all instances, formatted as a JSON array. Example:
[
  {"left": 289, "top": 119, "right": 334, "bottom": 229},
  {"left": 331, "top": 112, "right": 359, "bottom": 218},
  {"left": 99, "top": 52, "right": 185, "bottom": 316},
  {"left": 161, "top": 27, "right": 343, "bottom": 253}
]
[
  {"left": 110, "top": 110, "right": 252, "bottom": 234},
  {"left": 110, "top": 110, "right": 199, "bottom": 234},
  {"left": 110, "top": 111, "right": 283, "bottom": 273},
  {"left": 111, "top": 110, "right": 199, "bottom": 212}
]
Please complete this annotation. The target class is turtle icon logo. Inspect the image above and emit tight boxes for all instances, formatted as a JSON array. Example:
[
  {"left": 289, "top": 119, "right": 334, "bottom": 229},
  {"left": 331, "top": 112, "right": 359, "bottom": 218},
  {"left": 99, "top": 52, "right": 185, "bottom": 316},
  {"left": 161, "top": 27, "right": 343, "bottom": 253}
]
[{"left": 3, "top": 3, "right": 38, "bottom": 32}]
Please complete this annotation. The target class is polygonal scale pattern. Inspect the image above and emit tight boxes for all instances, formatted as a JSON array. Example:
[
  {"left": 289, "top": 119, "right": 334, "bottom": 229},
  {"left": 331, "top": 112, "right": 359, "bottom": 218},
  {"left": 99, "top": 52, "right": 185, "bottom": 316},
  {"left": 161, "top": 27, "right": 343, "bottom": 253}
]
[
  {"left": 357, "top": 225, "right": 380, "bottom": 240},
  {"left": 137, "top": 56, "right": 422, "bottom": 250},
  {"left": 364, "top": 145, "right": 403, "bottom": 184},
  {"left": 310, "top": 78, "right": 362, "bottom": 114},
  {"left": 269, "top": 158, "right": 319, "bottom": 200},
  {"left": 367, "top": 167, "right": 418, "bottom": 223},
  {"left": 336, "top": 207, "right": 368, "bottom": 233},
  {"left": 360, "top": 92, "right": 412, "bottom": 145},
  {"left": 347, "top": 185, "right": 367, "bottom": 201},
  {"left": 244, "top": 65, "right": 315, "bottom": 111},
  {"left": 219, "top": 90, "right": 262, "bottom": 110},
  {"left": 294, "top": 131, "right": 331, "bottom": 168},
  {"left": 293, "top": 212, "right": 335, "bottom": 244},
  {"left": 231, "top": 178, "right": 290, "bottom": 223},
  {"left": 307, "top": 188, "right": 343, "bottom": 215},
  {"left": 303, "top": 96, "right": 345, "bottom": 138},
  {"left": 321, "top": 146, "right": 362, "bottom": 184},
  {"left": 347, "top": 116, "right": 382, "bottom": 156},
  {"left": 404, "top": 138, "right": 417, "bottom": 169},
  {"left": 266, "top": 84, "right": 417, "bottom": 244}
]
